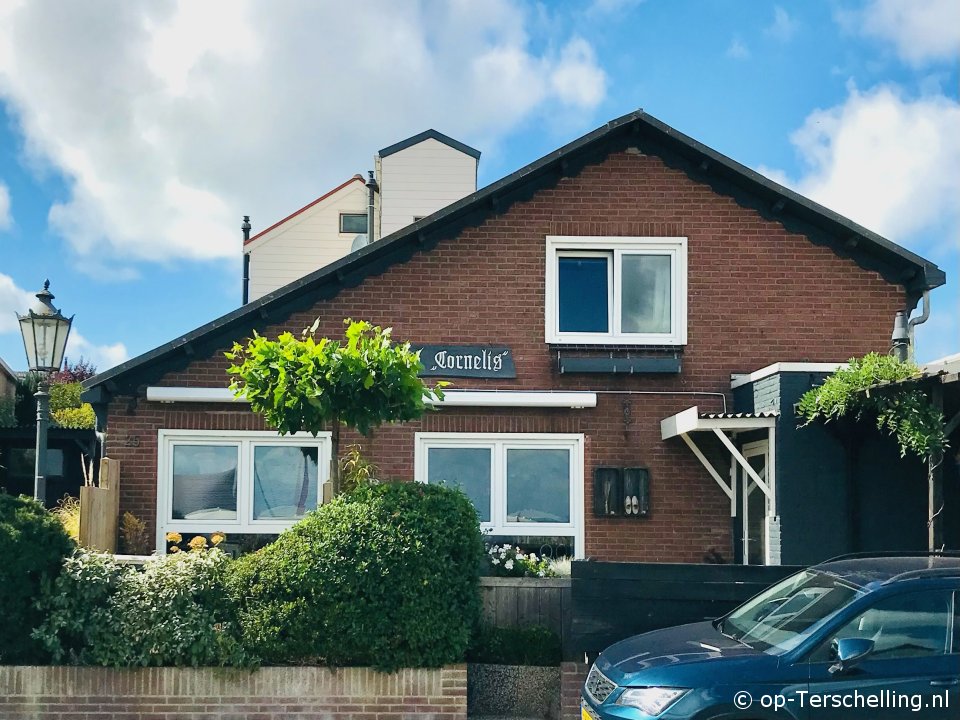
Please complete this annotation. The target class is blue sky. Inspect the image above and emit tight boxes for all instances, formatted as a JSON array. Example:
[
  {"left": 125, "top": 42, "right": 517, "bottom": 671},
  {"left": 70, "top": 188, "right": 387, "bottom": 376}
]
[{"left": 0, "top": 0, "right": 957, "bottom": 372}]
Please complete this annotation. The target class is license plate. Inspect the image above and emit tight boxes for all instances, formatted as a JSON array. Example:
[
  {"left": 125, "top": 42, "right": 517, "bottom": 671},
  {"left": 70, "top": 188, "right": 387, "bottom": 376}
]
[{"left": 581, "top": 701, "right": 599, "bottom": 720}]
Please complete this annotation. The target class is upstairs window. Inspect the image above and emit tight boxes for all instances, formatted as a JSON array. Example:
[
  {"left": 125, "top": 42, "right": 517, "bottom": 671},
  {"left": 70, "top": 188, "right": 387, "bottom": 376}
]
[
  {"left": 339, "top": 213, "right": 368, "bottom": 233},
  {"left": 545, "top": 236, "right": 687, "bottom": 345}
]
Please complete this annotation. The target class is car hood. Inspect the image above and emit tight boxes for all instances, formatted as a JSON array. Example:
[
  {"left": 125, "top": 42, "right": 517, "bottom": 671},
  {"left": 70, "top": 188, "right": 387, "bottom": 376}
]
[{"left": 595, "top": 621, "right": 767, "bottom": 686}]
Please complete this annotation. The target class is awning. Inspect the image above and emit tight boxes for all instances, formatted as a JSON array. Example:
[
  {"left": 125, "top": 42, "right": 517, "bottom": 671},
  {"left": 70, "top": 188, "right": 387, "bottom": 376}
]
[{"left": 661, "top": 406, "right": 778, "bottom": 516}]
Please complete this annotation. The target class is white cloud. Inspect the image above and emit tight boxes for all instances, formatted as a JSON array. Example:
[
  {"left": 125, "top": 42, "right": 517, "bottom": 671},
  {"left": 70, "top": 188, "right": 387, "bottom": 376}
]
[
  {"left": 765, "top": 6, "right": 798, "bottom": 42},
  {"left": 0, "top": 271, "right": 128, "bottom": 371},
  {"left": 771, "top": 84, "right": 960, "bottom": 242},
  {"left": 0, "top": 1, "right": 607, "bottom": 266},
  {"left": 0, "top": 181, "right": 10, "bottom": 230},
  {"left": 0, "top": 272, "right": 33, "bottom": 334},
  {"left": 726, "top": 38, "right": 751, "bottom": 60},
  {"left": 762, "top": 84, "right": 960, "bottom": 363},
  {"left": 65, "top": 331, "right": 129, "bottom": 372},
  {"left": 838, "top": 0, "right": 960, "bottom": 66}
]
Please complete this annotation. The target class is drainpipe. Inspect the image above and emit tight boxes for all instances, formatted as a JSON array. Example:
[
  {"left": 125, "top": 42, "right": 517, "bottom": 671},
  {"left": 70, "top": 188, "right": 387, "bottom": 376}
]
[
  {"left": 890, "top": 311, "right": 909, "bottom": 362},
  {"left": 365, "top": 171, "right": 378, "bottom": 245},
  {"left": 906, "top": 290, "right": 931, "bottom": 361},
  {"left": 241, "top": 215, "right": 251, "bottom": 305}
]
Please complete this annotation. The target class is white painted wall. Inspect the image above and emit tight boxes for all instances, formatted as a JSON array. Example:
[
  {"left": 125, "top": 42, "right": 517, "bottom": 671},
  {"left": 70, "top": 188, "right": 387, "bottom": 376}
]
[
  {"left": 245, "top": 179, "right": 367, "bottom": 301},
  {"left": 378, "top": 138, "right": 477, "bottom": 237}
]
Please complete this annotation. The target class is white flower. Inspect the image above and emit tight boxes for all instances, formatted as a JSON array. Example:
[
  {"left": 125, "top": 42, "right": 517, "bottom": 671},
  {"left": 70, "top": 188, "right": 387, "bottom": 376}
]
[
  {"left": 538, "top": 570, "right": 545, "bottom": 577},
  {"left": 505, "top": 560, "right": 514, "bottom": 570},
  {"left": 529, "top": 553, "right": 538, "bottom": 562},
  {"left": 503, "top": 544, "right": 512, "bottom": 550},
  {"left": 491, "top": 558, "right": 500, "bottom": 565}
]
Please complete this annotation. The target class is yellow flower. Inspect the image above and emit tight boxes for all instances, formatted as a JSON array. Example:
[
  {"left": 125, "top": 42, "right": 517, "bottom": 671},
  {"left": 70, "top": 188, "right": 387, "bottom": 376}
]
[
  {"left": 169, "top": 545, "right": 181, "bottom": 554},
  {"left": 188, "top": 535, "right": 208, "bottom": 552},
  {"left": 165, "top": 531, "right": 182, "bottom": 544},
  {"left": 210, "top": 531, "right": 226, "bottom": 546}
]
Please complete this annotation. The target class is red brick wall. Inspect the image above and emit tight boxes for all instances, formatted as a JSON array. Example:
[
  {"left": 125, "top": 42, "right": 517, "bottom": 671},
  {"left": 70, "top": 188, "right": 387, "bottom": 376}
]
[
  {"left": 561, "top": 661, "right": 590, "bottom": 719},
  {"left": 0, "top": 665, "right": 467, "bottom": 720},
  {"left": 105, "top": 150, "right": 904, "bottom": 561}
]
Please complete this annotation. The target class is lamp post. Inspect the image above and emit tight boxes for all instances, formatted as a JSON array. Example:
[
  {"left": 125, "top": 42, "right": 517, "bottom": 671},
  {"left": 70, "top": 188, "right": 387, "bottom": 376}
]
[{"left": 17, "top": 280, "right": 73, "bottom": 505}]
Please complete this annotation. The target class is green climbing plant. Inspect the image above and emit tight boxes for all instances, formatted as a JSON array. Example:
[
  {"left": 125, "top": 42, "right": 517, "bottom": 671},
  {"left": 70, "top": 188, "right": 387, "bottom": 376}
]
[{"left": 796, "top": 353, "right": 946, "bottom": 458}]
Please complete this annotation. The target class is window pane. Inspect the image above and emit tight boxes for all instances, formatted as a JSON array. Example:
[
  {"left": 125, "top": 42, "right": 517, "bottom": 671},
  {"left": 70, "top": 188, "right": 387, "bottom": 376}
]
[
  {"left": 813, "top": 591, "right": 952, "bottom": 662},
  {"left": 340, "top": 213, "right": 368, "bottom": 233},
  {"left": 621, "top": 254, "right": 671, "bottom": 334},
  {"left": 427, "top": 447, "right": 491, "bottom": 522},
  {"left": 558, "top": 256, "right": 609, "bottom": 333},
  {"left": 253, "top": 445, "right": 319, "bottom": 520},
  {"left": 506, "top": 449, "right": 570, "bottom": 523},
  {"left": 171, "top": 445, "right": 237, "bottom": 520}
]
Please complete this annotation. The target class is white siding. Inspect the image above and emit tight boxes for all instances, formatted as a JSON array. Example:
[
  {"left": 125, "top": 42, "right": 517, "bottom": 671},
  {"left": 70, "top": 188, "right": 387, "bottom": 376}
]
[
  {"left": 379, "top": 139, "right": 477, "bottom": 237},
  {"left": 246, "top": 181, "right": 368, "bottom": 301}
]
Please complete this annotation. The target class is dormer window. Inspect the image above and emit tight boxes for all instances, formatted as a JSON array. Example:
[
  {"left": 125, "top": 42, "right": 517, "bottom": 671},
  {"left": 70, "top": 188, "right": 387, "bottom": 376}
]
[{"left": 545, "top": 236, "right": 687, "bottom": 345}]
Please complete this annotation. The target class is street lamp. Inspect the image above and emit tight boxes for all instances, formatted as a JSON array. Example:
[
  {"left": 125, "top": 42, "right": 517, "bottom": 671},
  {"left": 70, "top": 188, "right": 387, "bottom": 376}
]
[{"left": 17, "top": 280, "right": 73, "bottom": 505}]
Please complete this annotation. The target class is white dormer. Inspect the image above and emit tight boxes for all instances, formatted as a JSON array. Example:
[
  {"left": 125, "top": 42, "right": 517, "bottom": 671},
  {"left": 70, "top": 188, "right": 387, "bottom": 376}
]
[{"left": 376, "top": 130, "right": 480, "bottom": 238}]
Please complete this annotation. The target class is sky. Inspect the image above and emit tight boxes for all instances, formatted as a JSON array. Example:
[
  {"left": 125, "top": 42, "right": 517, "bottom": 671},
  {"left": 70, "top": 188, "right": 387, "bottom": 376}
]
[{"left": 0, "top": 0, "right": 957, "bottom": 373}]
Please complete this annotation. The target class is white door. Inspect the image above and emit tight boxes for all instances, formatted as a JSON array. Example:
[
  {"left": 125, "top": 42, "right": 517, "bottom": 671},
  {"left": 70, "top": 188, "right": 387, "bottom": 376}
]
[{"left": 741, "top": 440, "right": 771, "bottom": 565}]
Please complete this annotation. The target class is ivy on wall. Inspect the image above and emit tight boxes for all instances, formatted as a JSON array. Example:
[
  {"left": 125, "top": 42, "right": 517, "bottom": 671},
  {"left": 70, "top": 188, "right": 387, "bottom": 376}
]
[{"left": 797, "top": 353, "right": 946, "bottom": 459}]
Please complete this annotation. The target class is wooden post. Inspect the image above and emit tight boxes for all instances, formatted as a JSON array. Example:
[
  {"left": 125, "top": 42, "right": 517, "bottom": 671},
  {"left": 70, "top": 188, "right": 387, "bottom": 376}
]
[
  {"left": 928, "top": 386, "right": 944, "bottom": 552},
  {"left": 78, "top": 458, "right": 120, "bottom": 552}
]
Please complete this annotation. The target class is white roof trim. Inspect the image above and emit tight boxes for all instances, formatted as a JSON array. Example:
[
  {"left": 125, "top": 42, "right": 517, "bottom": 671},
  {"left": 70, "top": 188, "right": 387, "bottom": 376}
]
[
  {"left": 661, "top": 406, "right": 777, "bottom": 440},
  {"left": 730, "top": 362, "right": 845, "bottom": 390},
  {"left": 146, "top": 387, "right": 597, "bottom": 409}
]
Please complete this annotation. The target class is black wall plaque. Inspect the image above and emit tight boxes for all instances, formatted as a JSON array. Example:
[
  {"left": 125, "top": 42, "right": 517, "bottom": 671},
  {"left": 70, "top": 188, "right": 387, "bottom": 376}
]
[{"left": 416, "top": 345, "right": 516, "bottom": 378}]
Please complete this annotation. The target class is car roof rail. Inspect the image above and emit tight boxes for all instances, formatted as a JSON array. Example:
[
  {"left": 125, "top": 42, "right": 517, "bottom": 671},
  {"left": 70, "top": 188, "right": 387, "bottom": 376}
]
[
  {"left": 820, "top": 550, "right": 960, "bottom": 563},
  {"left": 887, "top": 567, "right": 960, "bottom": 583}
]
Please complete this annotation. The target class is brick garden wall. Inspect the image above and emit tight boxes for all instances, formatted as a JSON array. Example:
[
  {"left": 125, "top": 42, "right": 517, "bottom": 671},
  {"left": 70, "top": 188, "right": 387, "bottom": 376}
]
[
  {"left": 105, "top": 149, "right": 904, "bottom": 562},
  {"left": 560, "top": 662, "right": 590, "bottom": 720},
  {"left": 0, "top": 665, "right": 467, "bottom": 720}
]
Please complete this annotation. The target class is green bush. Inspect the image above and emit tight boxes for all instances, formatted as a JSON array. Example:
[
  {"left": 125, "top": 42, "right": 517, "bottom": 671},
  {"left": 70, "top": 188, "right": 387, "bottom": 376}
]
[
  {"left": 49, "top": 382, "right": 82, "bottom": 412},
  {"left": 228, "top": 481, "right": 484, "bottom": 670},
  {"left": 0, "top": 397, "right": 15, "bottom": 428},
  {"left": 467, "top": 624, "right": 562, "bottom": 666},
  {"left": 34, "top": 549, "right": 250, "bottom": 667},
  {"left": 51, "top": 404, "right": 96, "bottom": 429},
  {"left": 0, "top": 492, "right": 75, "bottom": 663}
]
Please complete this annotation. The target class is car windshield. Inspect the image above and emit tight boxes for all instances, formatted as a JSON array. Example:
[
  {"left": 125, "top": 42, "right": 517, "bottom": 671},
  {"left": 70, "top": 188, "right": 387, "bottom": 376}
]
[{"left": 720, "top": 570, "right": 862, "bottom": 653}]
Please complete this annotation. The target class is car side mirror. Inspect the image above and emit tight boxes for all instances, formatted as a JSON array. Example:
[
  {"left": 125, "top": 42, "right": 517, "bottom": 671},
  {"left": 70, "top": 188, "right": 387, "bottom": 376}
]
[{"left": 829, "top": 638, "right": 874, "bottom": 674}]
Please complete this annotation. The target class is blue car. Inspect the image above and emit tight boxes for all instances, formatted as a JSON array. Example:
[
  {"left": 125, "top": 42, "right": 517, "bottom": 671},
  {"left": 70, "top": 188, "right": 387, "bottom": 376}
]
[{"left": 582, "top": 553, "right": 960, "bottom": 719}]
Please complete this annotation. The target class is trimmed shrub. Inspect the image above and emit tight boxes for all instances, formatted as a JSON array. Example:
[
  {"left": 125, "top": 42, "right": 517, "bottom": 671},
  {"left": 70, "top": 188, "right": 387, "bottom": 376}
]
[
  {"left": 228, "top": 481, "right": 484, "bottom": 670},
  {"left": 34, "top": 549, "right": 250, "bottom": 668},
  {"left": 0, "top": 492, "right": 75, "bottom": 663},
  {"left": 467, "top": 624, "right": 562, "bottom": 666}
]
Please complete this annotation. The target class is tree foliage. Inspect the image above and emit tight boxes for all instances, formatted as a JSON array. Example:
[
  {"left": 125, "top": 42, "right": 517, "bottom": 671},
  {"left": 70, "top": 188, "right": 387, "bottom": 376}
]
[
  {"left": 226, "top": 319, "right": 445, "bottom": 494},
  {"left": 796, "top": 353, "right": 946, "bottom": 458}
]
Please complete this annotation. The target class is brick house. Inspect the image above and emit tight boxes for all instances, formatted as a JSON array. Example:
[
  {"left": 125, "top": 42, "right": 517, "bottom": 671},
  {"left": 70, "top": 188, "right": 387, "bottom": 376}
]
[{"left": 82, "top": 110, "right": 945, "bottom": 564}]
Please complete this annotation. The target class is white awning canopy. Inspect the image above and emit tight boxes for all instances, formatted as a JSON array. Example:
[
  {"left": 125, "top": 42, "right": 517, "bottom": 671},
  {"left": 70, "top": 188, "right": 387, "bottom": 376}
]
[{"left": 661, "top": 405, "right": 778, "bottom": 516}]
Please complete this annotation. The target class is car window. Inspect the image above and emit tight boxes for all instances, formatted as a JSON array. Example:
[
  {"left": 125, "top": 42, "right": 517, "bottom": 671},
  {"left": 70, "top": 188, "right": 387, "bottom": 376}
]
[
  {"left": 722, "top": 570, "right": 861, "bottom": 653},
  {"left": 809, "top": 591, "right": 953, "bottom": 663}
]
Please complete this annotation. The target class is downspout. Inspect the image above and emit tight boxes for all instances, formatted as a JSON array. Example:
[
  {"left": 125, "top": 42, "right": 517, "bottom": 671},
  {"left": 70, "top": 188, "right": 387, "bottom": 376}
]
[
  {"left": 365, "top": 171, "right": 378, "bottom": 245},
  {"left": 906, "top": 290, "right": 931, "bottom": 360},
  {"left": 241, "top": 215, "right": 251, "bottom": 305}
]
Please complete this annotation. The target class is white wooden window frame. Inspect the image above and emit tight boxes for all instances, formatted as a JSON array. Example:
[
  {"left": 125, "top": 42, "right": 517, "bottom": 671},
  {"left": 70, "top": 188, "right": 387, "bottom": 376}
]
[
  {"left": 156, "top": 429, "right": 331, "bottom": 551},
  {"left": 545, "top": 236, "right": 688, "bottom": 346},
  {"left": 414, "top": 432, "right": 585, "bottom": 558}
]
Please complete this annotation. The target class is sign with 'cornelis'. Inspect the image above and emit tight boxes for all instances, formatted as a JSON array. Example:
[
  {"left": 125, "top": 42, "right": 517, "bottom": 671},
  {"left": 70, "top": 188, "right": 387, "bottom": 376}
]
[{"left": 415, "top": 345, "right": 516, "bottom": 378}]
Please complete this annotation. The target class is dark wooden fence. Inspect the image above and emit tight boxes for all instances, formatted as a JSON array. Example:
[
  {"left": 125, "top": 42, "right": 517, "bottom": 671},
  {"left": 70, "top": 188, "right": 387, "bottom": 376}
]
[
  {"left": 567, "top": 561, "right": 801, "bottom": 659},
  {"left": 480, "top": 577, "right": 572, "bottom": 646}
]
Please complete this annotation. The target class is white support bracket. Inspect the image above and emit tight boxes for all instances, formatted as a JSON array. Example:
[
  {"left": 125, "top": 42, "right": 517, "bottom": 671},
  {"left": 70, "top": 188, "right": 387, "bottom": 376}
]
[
  {"left": 713, "top": 428, "right": 774, "bottom": 512},
  {"left": 680, "top": 432, "right": 736, "bottom": 516}
]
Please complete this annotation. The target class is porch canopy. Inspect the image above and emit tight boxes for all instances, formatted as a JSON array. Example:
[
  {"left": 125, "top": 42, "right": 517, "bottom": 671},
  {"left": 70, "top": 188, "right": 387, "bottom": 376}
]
[{"left": 660, "top": 406, "right": 778, "bottom": 516}]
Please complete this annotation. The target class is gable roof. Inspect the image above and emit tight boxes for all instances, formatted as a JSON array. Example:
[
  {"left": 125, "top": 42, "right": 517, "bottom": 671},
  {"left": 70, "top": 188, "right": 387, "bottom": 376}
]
[
  {"left": 243, "top": 175, "right": 365, "bottom": 247},
  {"left": 84, "top": 109, "right": 945, "bottom": 398},
  {"left": 0, "top": 356, "right": 17, "bottom": 384},
  {"left": 378, "top": 129, "right": 481, "bottom": 160}
]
